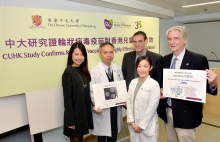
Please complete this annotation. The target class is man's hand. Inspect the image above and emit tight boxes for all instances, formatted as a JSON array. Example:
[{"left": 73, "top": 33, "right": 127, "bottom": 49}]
[
  {"left": 93, "top": 106, "right": 102, "bottom": 113},
  {"left": 160, "top": 88, "right": 167, "bottom": 99},
  {"left": 123, "top": 102, "right": 127, "bottom": 107},
  {"left": 206, "top": 69, "right": 217, "bottom": 88}
]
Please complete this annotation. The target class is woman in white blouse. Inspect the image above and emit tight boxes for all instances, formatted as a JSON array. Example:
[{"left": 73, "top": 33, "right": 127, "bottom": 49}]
[{"left": 126, "top": 56, "right": 160, "bottom": 142}]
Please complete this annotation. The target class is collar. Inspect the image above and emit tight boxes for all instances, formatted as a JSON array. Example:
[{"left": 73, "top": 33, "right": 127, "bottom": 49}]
[
  {"left": 101, "top": 61, "right": 112, "bottom": 72},
  {"left": 135, "top": 50, "right": 147, "bottom": 60},
  {"left": 172, "top": 48, "right": 185, "bottom": 61}
]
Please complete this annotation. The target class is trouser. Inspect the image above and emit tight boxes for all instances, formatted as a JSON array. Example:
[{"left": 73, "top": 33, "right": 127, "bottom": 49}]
[{"left": 164, "top": 107, "right": 196, "bottom": 142}]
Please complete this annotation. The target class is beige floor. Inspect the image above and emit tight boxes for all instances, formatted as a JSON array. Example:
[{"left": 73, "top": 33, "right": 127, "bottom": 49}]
[{"left": 90, "top": 111, "right": 220, "bottom": 142}]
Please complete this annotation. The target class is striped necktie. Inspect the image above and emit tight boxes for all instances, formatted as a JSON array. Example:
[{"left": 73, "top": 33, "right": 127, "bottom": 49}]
[{"left": 107, "top": 66, "right": 111, "bottom": 79}]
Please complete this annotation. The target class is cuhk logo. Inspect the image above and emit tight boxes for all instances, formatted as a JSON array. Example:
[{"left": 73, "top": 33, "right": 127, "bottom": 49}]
[
  {"left": 104, "top": 19, "right": 113, "bottom": 30},
  {"left": 29, "top": 15, "right": 46, "bottom": 29},
  {"left": 32, "top": 15, "right": 42, "bottom": 26}
]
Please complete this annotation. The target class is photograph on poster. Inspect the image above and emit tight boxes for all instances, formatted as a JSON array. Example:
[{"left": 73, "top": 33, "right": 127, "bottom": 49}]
[
  {"left": 93, "top": 80, "right": 127, "bottom": 109},
  {"left": 104, "top": 87, "right": 118, "bottom": 100}
]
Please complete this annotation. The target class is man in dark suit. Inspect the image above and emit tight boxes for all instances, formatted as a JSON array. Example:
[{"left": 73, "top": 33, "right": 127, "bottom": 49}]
[
  {"left": 122, "top": 31, "right": 163, "bottom": 90},
  {"left": 158, "top": 26, "right": 218, "bottom": 142}
]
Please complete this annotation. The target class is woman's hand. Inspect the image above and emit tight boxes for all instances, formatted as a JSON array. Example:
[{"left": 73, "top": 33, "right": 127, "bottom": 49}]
[
  {"left": 68, "top": 126, "right": 75, "bottom": 129},
  {"left": 131, "top": 122, "right": 142, "bottom": 133}
]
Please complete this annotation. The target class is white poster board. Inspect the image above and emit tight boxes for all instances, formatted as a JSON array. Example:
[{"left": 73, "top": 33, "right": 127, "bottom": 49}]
[
  {"left": 25, "top": 87, "right": 64, "bottom": 135},
  {"left": 163, "top": 69, "right": 207, "bottom": 103}
]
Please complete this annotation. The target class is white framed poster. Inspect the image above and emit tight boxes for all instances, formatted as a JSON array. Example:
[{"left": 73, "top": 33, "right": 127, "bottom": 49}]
[{"left": 163, "top": 69, "right": 207, "bottom": 103}]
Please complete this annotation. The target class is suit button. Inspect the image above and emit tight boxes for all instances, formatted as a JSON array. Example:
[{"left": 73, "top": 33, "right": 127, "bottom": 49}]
[{"left": 184, "top": 110, "right": 186, "bottom": 112}]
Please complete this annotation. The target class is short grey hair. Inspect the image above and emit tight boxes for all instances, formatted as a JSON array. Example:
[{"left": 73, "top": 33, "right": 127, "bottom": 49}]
[
  {"left": 99, "top": 42, "right": 115, "bottom": 53},
  {"left": 166, "top": 26, "right": 188, "bottom": 41}
]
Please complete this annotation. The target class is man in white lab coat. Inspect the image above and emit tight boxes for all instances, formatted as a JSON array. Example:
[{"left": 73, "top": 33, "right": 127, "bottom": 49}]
[{"left": 90, "top": 42, "right": 124, "bottom": 142}]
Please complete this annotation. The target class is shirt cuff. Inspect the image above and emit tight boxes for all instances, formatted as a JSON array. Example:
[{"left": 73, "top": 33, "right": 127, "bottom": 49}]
[
  {"left": 210, "top": 85, "right": 217, "bottom": 93},
  {"left": 139, "top": 126, "right": 144, "bottom": 130},
  {"left": 128, "top": 121, "right": 134, "bottom": 125}
]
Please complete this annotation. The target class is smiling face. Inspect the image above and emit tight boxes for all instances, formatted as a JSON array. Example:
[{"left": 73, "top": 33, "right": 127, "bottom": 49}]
[
  {"left": 137, "top": 59, "right": 152, "bottom": 79},
  {"left": 167, "top": 30, "right": 186, "bottom": 57},
  {"left": 99, "top": 44, "right": 114, "bottom": 66},
  {"left": 72, "top": 47, "right": 85, "bottom": 67},
  {"left": 132, "top": 34, "right": 148, "bottom": 56}
]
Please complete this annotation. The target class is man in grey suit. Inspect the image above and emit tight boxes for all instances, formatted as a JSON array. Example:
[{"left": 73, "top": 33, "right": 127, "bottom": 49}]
[{"left": 122, "top": 31, "right": 163, "bottom": 90}]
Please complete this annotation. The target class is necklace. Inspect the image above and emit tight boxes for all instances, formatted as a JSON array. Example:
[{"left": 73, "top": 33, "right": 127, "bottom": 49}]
[{"left": 73, "top": 67, "right": 87, "bottom": 88}]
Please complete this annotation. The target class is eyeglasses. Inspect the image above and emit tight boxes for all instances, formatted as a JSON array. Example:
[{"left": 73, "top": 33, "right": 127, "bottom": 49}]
[{"left": 132, "top": 40, "right": 144, "bottom": 45}]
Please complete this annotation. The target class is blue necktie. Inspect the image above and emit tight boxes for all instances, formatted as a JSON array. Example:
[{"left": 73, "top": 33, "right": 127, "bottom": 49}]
[
  {"left": 167, "top": 58, "right": 178, "bottom": 106},
  {"left": 171, "top": 58, "right": 178, "bottom": 69}
]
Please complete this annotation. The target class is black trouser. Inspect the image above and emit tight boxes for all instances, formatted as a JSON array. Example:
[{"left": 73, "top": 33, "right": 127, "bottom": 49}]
[{"left": 98, "top": 107, "right": 118, "bottom": 142}]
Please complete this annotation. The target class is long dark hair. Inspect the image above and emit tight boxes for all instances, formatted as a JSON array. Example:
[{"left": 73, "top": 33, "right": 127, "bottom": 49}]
[{"left": 67, "top": 42, "right": 91, "bottom": 81}]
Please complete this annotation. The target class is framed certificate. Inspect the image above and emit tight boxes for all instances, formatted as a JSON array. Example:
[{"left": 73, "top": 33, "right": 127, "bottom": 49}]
[
  {"left": 93, "top": 80, "right": 127, "bottom": 109},
  {"left": 163, "top": 69, "right": 207, "bottom": 103}
]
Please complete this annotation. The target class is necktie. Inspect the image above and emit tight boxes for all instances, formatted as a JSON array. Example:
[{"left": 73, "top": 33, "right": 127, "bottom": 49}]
[
  {"left": 107, "top": 66, "right": 111, "bottom": 79},
  {"left": 171, "top": 58, "right": 178, "bottom": 69},
  {"left": 168, "top": 58, "right": 178, "bottom": 106}
]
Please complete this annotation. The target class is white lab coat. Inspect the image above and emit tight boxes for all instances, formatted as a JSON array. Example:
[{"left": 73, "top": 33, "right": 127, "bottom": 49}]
[
  {"left": 90, "top": 61, "right": 124, "bottom": 136},
  {"left": 126, "top": 75, "right": 160, "bottom": 142}
]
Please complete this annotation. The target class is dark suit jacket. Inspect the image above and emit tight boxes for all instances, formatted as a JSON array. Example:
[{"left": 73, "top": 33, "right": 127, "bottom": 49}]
[
  {"left": 122, "top": 50, "right": 163, "bottom": 90},
  {"left": 158, "top": 49, "right": 217, "bottom": 129}
]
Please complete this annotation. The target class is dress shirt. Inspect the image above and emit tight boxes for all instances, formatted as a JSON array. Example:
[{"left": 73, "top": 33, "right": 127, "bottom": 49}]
[{"left": 101, "top": 61, "right": 112, "bottom": 74}]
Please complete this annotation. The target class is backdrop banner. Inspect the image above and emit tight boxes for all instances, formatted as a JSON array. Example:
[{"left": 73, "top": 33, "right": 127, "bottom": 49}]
[{"left": 0, "top": 6, "right": 159, "bottom": 97}]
